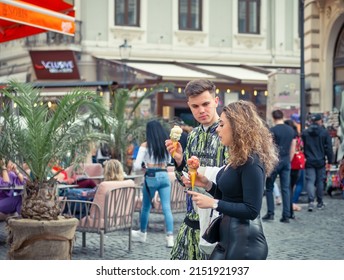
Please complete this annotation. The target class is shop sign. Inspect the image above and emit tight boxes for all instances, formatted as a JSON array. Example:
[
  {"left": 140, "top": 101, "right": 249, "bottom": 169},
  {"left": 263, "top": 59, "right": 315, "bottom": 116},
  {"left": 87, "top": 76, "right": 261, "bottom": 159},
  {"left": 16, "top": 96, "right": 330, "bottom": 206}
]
[{"left": 30, "top": 50, "right": 80, "bottom": 80}]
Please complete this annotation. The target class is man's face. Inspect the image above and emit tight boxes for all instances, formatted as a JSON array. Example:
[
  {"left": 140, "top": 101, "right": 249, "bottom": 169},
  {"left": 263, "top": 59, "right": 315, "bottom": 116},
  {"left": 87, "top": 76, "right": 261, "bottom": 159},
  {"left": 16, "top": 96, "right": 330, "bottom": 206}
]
[{"left": 187, "top": 90, "right": 219, "bottom": 126}]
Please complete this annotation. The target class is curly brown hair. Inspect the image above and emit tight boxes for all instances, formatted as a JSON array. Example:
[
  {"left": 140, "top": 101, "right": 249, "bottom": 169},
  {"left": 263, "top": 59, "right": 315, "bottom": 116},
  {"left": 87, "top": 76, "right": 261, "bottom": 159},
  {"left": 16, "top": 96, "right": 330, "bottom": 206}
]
[{"left": 222, "top": 100, "right": 278, "bottom": 176}]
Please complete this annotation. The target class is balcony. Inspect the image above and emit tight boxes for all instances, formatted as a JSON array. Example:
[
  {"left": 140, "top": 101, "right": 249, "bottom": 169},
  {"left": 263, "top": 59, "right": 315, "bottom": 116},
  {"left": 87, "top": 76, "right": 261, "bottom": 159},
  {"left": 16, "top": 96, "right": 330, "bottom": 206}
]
[{"left": 24, "top": 20, "right": 82, "bottom": 48}]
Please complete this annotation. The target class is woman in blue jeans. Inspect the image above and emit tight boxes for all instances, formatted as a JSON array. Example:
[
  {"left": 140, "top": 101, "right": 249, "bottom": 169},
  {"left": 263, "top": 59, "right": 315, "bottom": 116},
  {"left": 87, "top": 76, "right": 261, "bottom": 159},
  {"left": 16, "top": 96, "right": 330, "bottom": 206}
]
[{"left": 132, "top": 120, "right": 174, "bottom": 248}]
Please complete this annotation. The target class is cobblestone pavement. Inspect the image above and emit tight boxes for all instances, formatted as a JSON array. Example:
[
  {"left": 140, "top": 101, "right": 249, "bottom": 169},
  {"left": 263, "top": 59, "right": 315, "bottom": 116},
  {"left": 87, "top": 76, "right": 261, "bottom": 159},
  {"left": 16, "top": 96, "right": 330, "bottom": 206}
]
[{"left": 0, "top": 192, "right": 343, "bottom": 260}]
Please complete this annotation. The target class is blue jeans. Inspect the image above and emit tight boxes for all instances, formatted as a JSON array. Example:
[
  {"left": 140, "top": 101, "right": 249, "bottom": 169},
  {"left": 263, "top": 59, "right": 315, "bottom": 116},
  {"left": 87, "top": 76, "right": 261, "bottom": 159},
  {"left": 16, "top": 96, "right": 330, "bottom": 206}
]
[
  {"left": 265, "top": 160, "right": 291, "bottom": 218},
  {"left": 140, "top": 170, "right": 173, "bottom": 235},
  {"left": 305, "top": 167, "right": 326, "bottom": 204},
  {"left": 292, "top": 169, "right": 304, "bottom": 203}
]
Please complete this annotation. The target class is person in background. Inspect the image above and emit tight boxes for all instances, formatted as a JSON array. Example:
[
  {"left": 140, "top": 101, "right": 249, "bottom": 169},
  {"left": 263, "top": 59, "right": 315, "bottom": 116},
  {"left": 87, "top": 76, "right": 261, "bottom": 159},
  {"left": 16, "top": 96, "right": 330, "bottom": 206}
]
[
  {"left": 186, "top": 100, "right": 279, "bottom": 259},
  {"left": 103, "top": 159, "right": 125, "bottom": 181},
  {"left": 52, "top": 164, "right": 97, "bottom": 189},
  {"left": 290, "top": 113, "right": 301, "bottom": 134},
  {"left": 165, "top": 79, "right": 227, "bottom": 260},
  {"left": 0, "top": 159, "right": 26, "bottom": 216},
  {"left": 302, "top": 113, "right": 333, "bottom": 211},
  {"left": 263, "top": 110, "right": 296, "bottom": 223},
  {"left": 132, "top": 120, "right": 174, "bottom": 248},
  {"left": 284, "top": 119, "right": 303, "bottom": 217}
]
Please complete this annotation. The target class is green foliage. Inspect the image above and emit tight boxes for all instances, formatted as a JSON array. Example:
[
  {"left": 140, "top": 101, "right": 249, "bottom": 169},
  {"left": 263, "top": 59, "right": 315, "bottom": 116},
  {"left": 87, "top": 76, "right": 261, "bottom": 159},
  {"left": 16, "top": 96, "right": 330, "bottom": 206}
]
[
  {"left": 0, "top": 81, "right": 115, "bottom": 186},
  {"left": 109, "top": 83, "right": 174, "bottom": 166}
]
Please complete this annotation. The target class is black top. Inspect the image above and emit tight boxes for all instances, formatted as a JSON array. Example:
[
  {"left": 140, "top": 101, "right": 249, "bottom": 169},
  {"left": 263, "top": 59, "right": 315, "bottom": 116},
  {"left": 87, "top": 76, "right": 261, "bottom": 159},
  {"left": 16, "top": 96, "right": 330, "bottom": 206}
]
[
  {"left": 208, "top": 154, "right": 265, "bottom": 220},
  {"left": 270, "top": 123, "right": 296, "bottom": 162},
  {"left": 301, "top": 123, "right": 333, "bottom": 167}
]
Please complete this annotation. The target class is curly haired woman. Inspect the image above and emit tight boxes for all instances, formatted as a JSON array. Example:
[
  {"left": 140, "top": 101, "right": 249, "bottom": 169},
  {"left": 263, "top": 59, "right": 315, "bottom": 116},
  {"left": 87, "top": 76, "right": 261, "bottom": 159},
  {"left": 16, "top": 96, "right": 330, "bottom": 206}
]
[{"left": 187, "top": 100, "right": 279, "bottom": 260}]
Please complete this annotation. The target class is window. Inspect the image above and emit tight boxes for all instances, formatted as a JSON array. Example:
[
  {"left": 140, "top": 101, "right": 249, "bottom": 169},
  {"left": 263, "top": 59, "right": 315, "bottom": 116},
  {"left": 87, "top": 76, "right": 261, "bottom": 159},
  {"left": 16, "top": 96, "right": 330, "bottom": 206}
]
[
  {"left": 115, "top": 0, "right": 140, "bottom": 26},
  {"left": 179, "top": 0, "right": 202, "bottom": 31},
  {"left": 238, "top": 0, "right": 260, "bottom": 34}
]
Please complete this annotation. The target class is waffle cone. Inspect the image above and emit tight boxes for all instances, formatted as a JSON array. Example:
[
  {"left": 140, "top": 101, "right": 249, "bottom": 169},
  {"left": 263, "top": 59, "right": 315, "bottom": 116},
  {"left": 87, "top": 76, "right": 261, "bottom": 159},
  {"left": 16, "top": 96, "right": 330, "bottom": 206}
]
[
  {"left": 171, "top": 139, "right": 178, "bottom": 157},
  {"left": 189, "top": 168, "right": 197, "bottom": 189}
]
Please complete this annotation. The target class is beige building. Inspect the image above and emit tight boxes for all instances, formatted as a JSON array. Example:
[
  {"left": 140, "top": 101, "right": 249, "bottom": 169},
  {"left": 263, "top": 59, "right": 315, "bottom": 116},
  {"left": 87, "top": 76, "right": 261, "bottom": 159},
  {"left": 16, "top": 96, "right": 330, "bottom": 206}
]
[
  {"left": 304, "top": 0, "right": 344, "bottom": 115},
  {"left": 0, "top": 0, "right": 305, "bottom": 121}
]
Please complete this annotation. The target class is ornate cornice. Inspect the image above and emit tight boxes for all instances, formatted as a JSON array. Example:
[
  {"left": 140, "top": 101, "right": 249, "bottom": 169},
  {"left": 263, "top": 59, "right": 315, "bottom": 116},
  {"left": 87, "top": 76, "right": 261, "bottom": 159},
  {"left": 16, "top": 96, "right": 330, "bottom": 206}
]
[
  {"left": 110, "top": 27, "right": 144, "bottom": 41},
  {"left": 234, "top": 34, "right": 265, "bottom": 48},
  {"left": 174, "top": 31, "right": 207, "bottom": 46}
]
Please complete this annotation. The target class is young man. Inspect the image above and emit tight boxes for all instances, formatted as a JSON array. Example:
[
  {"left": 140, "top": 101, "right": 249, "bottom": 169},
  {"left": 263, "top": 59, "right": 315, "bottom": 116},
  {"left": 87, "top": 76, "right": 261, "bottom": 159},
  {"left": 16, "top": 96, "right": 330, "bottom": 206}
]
[
  {"left": 263, "top": 110, "right": 296, "bottom": 223},
  {"left": 302, "top": 113, "right": 333, "bottom": 211},
  {"left": 165, "top": 79, "right": 227, "bottom": 260}
]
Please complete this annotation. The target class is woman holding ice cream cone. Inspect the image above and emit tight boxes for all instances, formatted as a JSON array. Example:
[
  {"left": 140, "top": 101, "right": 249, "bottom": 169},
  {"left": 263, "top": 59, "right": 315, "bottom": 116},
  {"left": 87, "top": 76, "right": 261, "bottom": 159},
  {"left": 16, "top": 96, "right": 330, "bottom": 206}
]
[{"left": 186, "top": 100, "right": 278, "bottom": 260}]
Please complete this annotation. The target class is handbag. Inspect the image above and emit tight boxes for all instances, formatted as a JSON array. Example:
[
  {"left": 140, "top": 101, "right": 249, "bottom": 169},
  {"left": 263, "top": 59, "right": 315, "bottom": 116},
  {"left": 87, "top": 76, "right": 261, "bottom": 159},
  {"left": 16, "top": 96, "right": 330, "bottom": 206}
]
[
  {"left": 201, "top": 211, "right": 222, "bottom": 244},
  {"left": 291, "top": 151, "right": 305, "bottom": 169},
  {"left": 291, "top": 136, "right": 305, "bottom": 170}
]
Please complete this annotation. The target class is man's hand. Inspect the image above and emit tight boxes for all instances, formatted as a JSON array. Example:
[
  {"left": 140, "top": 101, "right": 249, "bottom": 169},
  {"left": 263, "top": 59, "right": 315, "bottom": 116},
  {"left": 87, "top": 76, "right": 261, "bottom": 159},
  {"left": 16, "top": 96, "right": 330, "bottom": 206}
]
[{"left": 165, "top": 139, "right": 183, "bottom": 166}]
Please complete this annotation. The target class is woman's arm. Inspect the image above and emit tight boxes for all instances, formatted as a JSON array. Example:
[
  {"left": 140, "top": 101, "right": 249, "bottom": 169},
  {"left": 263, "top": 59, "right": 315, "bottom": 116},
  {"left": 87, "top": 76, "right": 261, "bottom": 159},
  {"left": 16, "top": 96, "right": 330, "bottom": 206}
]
[{"left": 133, "top": 144, "right": 147, "bottom": 171}]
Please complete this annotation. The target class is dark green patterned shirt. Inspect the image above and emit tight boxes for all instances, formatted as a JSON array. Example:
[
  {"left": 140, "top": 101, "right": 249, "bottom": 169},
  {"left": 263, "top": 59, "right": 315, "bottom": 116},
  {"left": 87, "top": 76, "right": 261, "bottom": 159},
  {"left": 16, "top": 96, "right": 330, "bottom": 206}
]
[{"left": 175, "top": 121, "right": 228, "bottom": 187}]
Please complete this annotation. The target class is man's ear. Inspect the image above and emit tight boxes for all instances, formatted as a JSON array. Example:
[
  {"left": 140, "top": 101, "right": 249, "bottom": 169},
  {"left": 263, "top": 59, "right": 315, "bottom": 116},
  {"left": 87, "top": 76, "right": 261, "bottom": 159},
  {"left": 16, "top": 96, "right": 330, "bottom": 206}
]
[{"left": 214, "top": 96, "right": 219, "bottom": 107}]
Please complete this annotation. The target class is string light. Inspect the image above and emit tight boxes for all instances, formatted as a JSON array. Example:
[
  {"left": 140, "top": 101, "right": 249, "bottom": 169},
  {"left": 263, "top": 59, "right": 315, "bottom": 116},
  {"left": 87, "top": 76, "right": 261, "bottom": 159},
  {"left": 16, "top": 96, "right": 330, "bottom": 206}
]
[
  {"left": 254, "top": 90, "right": 257, "bottom": 96},
  {"left": 241, "top": 89, "right": 245, "bottom": 95},
  {"left": 216, "top": 89, "right": 219, "bottom": 94},
  {"left": 178, "top": 88, "right": 182, "bottom": 93},
  {"left": 264, "top": 90, "right": 268, "bottom": 96},
  {"left": 48, "top": 101, "right": 52, "bottom": 108},
  {"left": 226, "top": 89, "right": 230, "bottom": 93}
]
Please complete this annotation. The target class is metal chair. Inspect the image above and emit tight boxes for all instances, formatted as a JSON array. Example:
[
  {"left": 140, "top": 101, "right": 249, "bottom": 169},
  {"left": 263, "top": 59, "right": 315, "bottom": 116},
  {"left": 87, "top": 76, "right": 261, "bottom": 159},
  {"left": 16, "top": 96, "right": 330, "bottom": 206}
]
[{"left": 60, "top": 179, "right": 139, "bottom": 257}]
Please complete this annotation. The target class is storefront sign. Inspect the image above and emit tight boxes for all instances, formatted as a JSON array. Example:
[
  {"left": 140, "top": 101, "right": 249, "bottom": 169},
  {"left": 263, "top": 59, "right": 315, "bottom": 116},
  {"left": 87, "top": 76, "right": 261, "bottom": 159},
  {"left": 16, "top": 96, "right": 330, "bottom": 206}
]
[{"left": 30, "top": 50, "right": 80, "bottom": 80}]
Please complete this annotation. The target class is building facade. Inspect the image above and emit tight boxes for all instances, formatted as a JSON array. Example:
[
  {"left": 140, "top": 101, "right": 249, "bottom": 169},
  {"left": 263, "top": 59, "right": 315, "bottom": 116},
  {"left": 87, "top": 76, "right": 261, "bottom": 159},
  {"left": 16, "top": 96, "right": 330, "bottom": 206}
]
[
  {"left": 304, "top": 0, "right": 344, "bottom": 114},
  {"left": 0, "top": 0, "right": 302, "bottom": 121}
]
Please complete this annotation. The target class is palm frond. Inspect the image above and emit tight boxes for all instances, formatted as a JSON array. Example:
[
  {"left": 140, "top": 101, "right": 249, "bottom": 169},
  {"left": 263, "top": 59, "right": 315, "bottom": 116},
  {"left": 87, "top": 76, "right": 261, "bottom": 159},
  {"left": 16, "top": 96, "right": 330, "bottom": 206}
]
[{"left": 0, "top": 81, "right": 114, "bottom": 185}]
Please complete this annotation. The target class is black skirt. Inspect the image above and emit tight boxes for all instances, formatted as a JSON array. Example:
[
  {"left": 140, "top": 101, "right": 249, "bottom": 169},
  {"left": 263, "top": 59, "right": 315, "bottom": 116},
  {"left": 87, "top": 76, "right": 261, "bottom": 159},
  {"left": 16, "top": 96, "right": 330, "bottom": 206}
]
[{"left": 210, "top": 214, "right": 268, "bottom": 260}]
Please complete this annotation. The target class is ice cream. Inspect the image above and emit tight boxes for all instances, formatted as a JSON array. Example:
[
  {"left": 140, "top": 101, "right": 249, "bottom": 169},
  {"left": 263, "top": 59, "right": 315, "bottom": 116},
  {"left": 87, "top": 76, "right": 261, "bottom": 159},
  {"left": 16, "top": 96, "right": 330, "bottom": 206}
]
[
  {"left": 187, "top": 156, "right": 200, "bottom": 190},
  {"left": 170, "top": 125, "right": 183, "bottom": 157}
]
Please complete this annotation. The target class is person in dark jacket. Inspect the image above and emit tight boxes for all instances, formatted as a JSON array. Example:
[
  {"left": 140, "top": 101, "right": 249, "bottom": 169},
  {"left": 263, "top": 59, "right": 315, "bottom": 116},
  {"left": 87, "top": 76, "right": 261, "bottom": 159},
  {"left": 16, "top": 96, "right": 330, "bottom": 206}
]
[{"left": 301, "top": 113, "right": 333, "bottom": 211}]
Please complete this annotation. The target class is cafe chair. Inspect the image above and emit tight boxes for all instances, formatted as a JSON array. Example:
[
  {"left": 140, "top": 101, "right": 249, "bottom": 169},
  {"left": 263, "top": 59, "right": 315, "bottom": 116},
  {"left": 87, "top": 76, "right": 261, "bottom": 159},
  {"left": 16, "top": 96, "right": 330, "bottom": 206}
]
[{"left": 60, "top": 179, "right": 139, "bottom": 257}]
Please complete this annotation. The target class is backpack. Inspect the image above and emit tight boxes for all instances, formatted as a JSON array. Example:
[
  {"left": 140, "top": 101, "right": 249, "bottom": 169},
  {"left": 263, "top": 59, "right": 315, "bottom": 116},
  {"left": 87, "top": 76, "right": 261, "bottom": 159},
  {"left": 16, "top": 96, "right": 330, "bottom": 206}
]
[{"left": 291, "top": 136, "right": 305, "bottom": 170}]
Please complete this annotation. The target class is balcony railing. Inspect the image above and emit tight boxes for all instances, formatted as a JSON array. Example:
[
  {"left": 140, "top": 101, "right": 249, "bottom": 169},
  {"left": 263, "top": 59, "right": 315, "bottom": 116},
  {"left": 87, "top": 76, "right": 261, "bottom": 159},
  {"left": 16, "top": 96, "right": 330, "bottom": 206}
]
[{"left": 24, "top": 20, "right": 82, "bottom": 47}]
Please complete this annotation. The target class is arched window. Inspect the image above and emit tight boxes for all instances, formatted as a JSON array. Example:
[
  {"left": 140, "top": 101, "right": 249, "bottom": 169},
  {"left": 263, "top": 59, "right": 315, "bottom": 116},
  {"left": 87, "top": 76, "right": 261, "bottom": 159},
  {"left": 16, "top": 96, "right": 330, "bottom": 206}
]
[{"left": 333, "top": 24, "right": 344, "bottom": 110}]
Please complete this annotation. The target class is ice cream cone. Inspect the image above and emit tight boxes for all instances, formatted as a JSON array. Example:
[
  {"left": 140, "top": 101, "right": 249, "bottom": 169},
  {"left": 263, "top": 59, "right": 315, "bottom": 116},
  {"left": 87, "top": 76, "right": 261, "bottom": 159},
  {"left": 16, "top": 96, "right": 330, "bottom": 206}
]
[
  {"left": 189, "top": 168, "right": 197, "bottom": 190},
  {"left": 171, "top": 139, "right": 178, "bottom": 158}
]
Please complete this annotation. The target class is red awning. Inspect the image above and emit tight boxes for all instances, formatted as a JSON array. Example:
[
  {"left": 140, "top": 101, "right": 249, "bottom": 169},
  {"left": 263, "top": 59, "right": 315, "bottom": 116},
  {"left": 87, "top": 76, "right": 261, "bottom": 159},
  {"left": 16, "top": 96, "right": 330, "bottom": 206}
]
[{"left": 0, "top": 0, "right": 75, "bottom": 43}]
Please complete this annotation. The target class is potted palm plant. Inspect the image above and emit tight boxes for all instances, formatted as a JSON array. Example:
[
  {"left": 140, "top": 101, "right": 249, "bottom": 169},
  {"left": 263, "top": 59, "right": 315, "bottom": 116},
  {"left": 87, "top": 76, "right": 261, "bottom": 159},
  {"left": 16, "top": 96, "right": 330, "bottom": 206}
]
[{"left": 0, "top": 81, "right": 114, "bottom": 259}]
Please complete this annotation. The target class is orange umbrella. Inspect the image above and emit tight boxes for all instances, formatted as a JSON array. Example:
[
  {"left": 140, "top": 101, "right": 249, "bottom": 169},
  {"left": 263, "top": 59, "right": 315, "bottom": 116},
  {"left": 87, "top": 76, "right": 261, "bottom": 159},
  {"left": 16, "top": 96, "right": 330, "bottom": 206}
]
[{"left": 0, "top": 0, "right": 75, "bottom": 43}]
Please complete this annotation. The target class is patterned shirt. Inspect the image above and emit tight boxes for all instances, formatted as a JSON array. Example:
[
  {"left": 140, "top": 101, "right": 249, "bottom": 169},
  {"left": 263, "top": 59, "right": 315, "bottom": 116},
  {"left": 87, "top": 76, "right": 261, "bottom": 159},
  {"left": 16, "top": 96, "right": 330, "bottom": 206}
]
[
  {"left": 175, "top": 121, "right": 228, "bottom": 211},
  {"left": 176, "top": 122, "right": 227, "bottom": 176}
]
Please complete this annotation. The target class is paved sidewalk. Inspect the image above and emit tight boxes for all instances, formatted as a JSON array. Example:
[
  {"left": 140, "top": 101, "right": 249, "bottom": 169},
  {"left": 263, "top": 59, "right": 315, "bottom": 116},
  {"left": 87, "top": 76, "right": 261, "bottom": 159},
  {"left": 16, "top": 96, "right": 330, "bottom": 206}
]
[{"left": 0, "top": 193, "right": 343, "bottom": 260}]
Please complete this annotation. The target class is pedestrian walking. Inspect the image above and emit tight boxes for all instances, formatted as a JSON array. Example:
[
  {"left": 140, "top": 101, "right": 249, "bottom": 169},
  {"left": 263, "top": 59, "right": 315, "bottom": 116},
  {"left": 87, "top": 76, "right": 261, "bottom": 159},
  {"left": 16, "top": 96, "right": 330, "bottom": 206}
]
[
  {"left": 301, "top": 113, "right": 333, "bottom": 211},
  {"left": 262, "top": 110, "right": 296, "bottom": 223}
]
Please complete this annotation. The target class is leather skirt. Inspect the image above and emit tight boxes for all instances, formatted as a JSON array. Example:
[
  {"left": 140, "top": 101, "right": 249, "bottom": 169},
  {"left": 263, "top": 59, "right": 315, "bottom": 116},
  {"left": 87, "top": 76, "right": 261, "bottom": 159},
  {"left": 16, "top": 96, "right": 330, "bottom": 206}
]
[{"left": 210, "top": 214, "right": 268, "bottom": 260}]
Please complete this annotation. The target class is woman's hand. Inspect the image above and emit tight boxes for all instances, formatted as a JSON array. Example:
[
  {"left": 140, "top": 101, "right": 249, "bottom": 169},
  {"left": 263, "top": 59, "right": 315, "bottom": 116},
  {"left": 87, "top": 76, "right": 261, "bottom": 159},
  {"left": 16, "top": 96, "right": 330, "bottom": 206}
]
[
  {"left": 187, "top": 190, "right": 215, "bottom": 209},
  {"left": 182, "top": 171, "right": 210, "bottom": 189}
]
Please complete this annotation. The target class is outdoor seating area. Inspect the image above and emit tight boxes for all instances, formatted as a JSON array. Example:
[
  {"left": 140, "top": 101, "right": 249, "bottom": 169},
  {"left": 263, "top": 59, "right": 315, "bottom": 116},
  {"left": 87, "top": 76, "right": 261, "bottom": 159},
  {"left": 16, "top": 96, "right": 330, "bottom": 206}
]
[{"left": 60, "top": 179, "right": 140, "bottom": 257}]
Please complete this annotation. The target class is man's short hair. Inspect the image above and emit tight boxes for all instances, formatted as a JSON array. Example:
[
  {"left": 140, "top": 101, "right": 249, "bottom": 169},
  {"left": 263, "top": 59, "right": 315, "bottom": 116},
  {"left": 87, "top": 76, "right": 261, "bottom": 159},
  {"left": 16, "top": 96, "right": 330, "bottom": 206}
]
[
  {"left": 272, "top": 110, "right": 284, "bottom": 120},
  {"left": 184, "top": 79, "right": 216, "bottom": 99}
]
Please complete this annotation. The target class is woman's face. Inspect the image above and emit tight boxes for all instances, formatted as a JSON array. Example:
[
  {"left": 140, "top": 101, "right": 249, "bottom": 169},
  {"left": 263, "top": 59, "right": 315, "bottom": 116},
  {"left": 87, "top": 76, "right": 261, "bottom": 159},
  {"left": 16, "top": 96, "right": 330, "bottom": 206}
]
[{"left": 216, "top": 112, "right": 233, "bottom": 147}]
